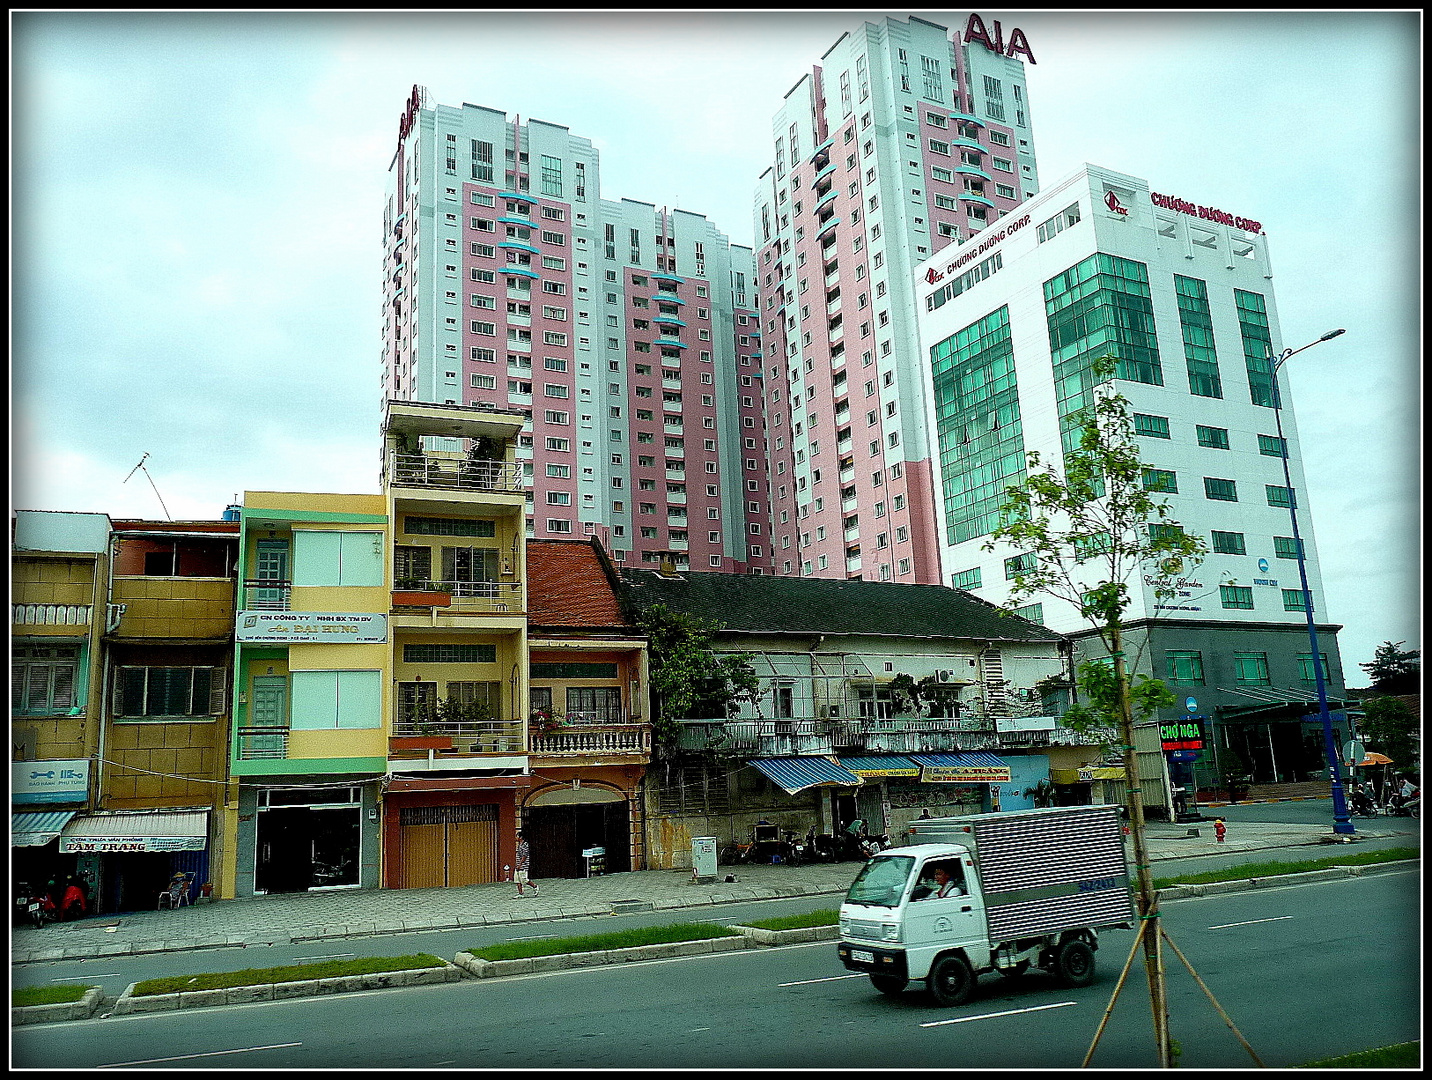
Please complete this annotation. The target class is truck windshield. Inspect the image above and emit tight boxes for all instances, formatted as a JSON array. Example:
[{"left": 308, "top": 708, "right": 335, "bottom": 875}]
[{"left": 845, "top": 855, "right": 914, "bottom": 908}]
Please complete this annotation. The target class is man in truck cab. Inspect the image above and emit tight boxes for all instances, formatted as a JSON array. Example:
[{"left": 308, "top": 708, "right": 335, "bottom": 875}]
[{"left": 913, "top": 860, "right": 965, "bottom": 899}]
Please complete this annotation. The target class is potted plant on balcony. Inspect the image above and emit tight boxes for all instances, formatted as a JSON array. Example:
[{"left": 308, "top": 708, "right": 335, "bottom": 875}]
[
  {"left": 392, "top": 576, "right": 451, "bottom": 608},
  {"left": 390, "top": 698, "right": 453, "bottom": 751},
  {"left": 529, "top": 708, "right": 568, "bottom": 740}
]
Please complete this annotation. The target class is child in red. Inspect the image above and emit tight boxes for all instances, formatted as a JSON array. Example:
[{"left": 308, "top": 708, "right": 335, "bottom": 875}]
[{"left": 1213, "top": 819, "right": 1226, "bottom": 843}]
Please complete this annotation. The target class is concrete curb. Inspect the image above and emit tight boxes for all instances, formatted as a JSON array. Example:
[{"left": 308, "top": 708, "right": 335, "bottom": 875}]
[
  {"left": 1158, "top": 858, "right": 1418, "bottom": 900},
  {"left": 11, "top": 986, "right": 104, "bottom": 1027},
  {"left": 728, "top": 924, "right": 840, "bottom": 946},
  {"left": 454, "top": 934, "right": 752, "bottom": 978},
  {"left": 110, "top": 960, "right": 463, "bottom": 1015}
]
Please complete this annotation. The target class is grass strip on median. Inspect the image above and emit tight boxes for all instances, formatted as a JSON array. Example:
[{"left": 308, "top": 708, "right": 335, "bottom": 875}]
[
  {"left": 131, "top": 953, "right": 446, "bottom": 997},
  {"left": 1299, "top": 1041, "right": 1419, "bottom": 1068},
  {"left": 12, "top": 985, "right": 93, "bottom": 1007},
  {"left": 469, "top": 922, "right": 740, "bottom": 962},
  {"left": 1152, "top": 846, "right": 1417, "bottom": 890},
  {"left": 740, "top": 909, "right": 839, "bottom": 932}
]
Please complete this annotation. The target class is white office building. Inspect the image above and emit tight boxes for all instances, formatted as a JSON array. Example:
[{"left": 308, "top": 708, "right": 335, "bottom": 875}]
[{"left": 912, "top": 163, "right": 1352, "bottom": 790}]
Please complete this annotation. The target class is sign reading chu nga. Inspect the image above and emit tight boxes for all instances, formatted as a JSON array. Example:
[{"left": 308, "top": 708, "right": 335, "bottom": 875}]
[{"left": 237, "top": 612, "right": 388, "bottom": 644}]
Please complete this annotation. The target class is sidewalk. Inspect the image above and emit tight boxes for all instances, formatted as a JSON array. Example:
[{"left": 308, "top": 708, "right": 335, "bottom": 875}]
[{"left": 5, "top": 820, "right": 1382, "bottom": 965}]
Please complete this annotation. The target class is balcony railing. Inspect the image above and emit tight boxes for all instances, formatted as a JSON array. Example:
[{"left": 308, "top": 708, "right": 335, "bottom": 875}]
[
  {"left": 530, "top": 723, "right": 650, "bottom": 758},
  {"left": 392, "top": 580, "right": 523, "bottom": 612},
  {"left": 242, "top": 581, "right": 292, "bottom": 611},
  {"left": 676, "top": 714, "right": 1040, "bottom": 755},
  {"left": 237, "top": 727, "right": 289, "bottom": 760},
  {"left": 390, "top": 718, "right": 525, "bottom": 754},
  {"left": 388, "top": 452, "right": 525, "bottom": 494}
]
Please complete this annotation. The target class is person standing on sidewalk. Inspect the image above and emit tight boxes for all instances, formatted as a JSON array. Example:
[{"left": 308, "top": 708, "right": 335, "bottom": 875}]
[{"left": 514, "top": 830, "right": 538, "bottom": 898}]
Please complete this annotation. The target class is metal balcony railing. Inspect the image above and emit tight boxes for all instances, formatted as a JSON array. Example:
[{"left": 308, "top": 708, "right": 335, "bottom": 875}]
[
  {"left": 390, "top": 718, "right": 525, "bottom": 753},
  {"left": 393, "top": 580, "right": 523, "bottom": 612},
  {"left": 237, "top": 728, "right": 289, "bottom": 760},
  {"left": 242, "top": 581, "right": 292, "bottom": 611},
  {"left": 387, "top": 452, "right": 525, "bottom": 494}
]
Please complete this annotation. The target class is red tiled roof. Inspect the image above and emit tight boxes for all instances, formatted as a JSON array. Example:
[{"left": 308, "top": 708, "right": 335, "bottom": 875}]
[{"left": 526, "top": 539, "right": 627, "bottom": 628}]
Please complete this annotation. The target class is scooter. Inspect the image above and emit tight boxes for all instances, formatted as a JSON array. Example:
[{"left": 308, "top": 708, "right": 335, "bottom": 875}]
[
  {"left": 16, "top": 885, "right": 56, "bottom": 928},
  {"left": 1349, "top": 790, "right": 1379, "bottom": 818}
]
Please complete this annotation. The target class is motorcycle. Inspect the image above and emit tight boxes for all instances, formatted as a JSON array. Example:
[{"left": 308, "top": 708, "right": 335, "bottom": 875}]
[
  {"left": 859, "top": 833, "right": 891, "bottom": 858},
  {"left": 1349, "top": 790, "right": 1379, "bottom": 818},
  {"left": 783, "top": 830, "right": 808, "bottom": 866},
  {"left": 14, "top": 884, "right": 56, "bottom": 928},
  {"left": 804, "top": 829, "right": 841, "bottom": 863}
]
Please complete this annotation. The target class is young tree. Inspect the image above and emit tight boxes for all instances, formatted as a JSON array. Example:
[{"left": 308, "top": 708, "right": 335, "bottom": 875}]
[
  {"left": 983, "top": 354, "right": 1207, "bottom": 1068},
  {"left": 1359, "top": 640, "right": 1421, "bottom": 695},
  {"left": 1358, "top": 695, "right": 1418, "bottom": 771},
  {"left": 632, "top": 603, "right": 760, "bottom": 753}
]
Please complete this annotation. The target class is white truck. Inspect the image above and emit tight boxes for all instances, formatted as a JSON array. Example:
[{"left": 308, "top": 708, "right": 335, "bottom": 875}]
[{"left": 836, "top": 804, "right": 1135, "bottom": 1006}]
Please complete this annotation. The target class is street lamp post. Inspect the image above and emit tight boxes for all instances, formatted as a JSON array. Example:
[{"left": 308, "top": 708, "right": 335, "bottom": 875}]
[{"left": 1268, "top": 328, "right": 1355, "bottom": 836}]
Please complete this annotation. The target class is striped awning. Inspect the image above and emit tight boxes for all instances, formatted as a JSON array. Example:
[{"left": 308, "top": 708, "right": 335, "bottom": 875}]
[
  {"left": 838, "top": 755, "right": 921, "bottom": 778},
  {"left": 11, "top": 811, "right": 77, "bottom": 847},
  {"left": 59, "top": 810, "right": 209, "bottom": 853},
  {"left": 912, "top": 752, "right": 1011, "bottom": 783},
  {"left": 750, "top": 757, "right": 863, "bottom": 794}
]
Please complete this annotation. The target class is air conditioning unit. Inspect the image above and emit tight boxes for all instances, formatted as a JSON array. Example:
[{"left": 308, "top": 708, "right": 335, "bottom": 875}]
[{"left": 936, "top": 670, "right": 954, "bottom": 683}]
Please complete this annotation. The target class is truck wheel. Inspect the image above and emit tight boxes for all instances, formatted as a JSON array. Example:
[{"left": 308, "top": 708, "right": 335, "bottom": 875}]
[
  {"left": 1054, "top": 939, "right": 1096, "bottom": 988},
  {"left": 927, "top": 955, "right": 975, "bottom": 1007},
  {"left": 870, "top": 974, "right": 907, "bottom": 997}
]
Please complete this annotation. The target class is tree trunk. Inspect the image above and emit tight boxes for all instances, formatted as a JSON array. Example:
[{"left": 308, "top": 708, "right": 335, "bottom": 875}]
[{"left": 1111, "top": 623, "right": 1172, "bottom": 1067}]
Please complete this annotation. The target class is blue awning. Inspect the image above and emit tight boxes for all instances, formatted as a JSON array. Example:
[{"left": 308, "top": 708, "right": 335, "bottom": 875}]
[
  {"left": 750, "top": 756, "right": 863, "bottom": 794},
  {"left": 959, "top": 192, "right": 996, "bottom": 208},
  {"left": 651, "top": 272, "right": 685, "bottom": 284},
  {"left": 504, "top": 268, "right": 541, "bottom": 280},
  {"left": 12, "top": 810, "right": 77, "bottom": 847},
  {"left": 837, "top": 755, "right": 921, "bottom": 778},
  {"left": 499, "top": 191, "right": 539, "bottom": 204},
  {"left": 499, "top": 241, "right": 541, "bottom": 255}
]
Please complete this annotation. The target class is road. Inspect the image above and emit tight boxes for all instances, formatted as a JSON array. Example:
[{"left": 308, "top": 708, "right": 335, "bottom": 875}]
[{"left": 11, "top": 868, "right": 1419, "bottom": 1070}]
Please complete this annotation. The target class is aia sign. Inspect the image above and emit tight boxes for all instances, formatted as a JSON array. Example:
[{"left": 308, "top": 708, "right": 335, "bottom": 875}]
[
  {"left": 397, "top": 84, "right": 422, "bottom": 145},
  {"left": 964, "top": 14, "right": 1036, "bottom": 64}
]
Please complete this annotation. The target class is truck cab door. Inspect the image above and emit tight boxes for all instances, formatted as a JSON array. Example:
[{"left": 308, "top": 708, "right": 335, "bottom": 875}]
[{"left": 904, "top": 856, "right": 984, "bottom": 951}]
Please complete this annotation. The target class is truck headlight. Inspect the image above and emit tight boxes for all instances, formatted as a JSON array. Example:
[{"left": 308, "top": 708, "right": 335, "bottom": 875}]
[
  {"left": 839, "top": 919, "right": 851, "bottom": 936},
  {"left": 883, "top": 923, "right": 901, "bottom": 943}
]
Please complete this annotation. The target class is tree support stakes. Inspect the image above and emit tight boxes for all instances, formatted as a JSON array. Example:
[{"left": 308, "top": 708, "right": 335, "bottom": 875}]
[
  {"left": 1082, "top": 915, "right": 1151, "bottom": 1067},
  {"left": 1159, "top": 927, "right": 1266, "bottom": 1068}
]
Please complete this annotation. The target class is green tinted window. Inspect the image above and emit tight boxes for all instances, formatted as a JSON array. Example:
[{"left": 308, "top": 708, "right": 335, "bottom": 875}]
[
  {"left": 1196, "top": 425, "right": 1230, "bottom": 449},
  {"left": 1211, "top": 531, "right": 1246, "bottom": 555}
]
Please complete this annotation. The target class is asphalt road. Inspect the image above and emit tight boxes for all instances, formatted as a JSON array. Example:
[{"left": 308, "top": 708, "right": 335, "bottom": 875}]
[{"left": 11, "top": 869, "right": 1419, "bottom": 1070}]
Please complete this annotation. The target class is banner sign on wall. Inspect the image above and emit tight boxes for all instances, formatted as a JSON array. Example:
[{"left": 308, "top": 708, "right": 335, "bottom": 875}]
[
  {"left": 236, "top": 612, "right": 388, "bottom": 644},
  {"left": 12, "top": 760, "right": 90, "bottom": 805},
  {"left": 919, "top": 764, "right": 1012, "bottom": 784}
]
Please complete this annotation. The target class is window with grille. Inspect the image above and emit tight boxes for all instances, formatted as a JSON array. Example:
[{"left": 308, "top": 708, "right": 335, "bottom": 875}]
[
  {"left": 403, "top": 643, "right": 498, "bottom": 664},
  {"left": 13, "top": 644, "right": 80, "bottom": 716},
  {"left": 114, "top": 666, "right": 225, "bottom": 719}
]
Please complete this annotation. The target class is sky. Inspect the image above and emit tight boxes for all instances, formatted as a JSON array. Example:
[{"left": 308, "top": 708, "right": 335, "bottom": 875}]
[{"left": 10, "top": 10, "right": 1421, "bottom": 677}]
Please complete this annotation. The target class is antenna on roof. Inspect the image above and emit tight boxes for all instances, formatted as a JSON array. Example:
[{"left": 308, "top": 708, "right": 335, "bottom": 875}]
[{"left": 122, "top": 452, "right": 172, "bottom": 521}]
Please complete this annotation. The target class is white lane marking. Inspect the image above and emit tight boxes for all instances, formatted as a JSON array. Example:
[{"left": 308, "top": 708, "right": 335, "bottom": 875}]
[
  {"left": 1208, "top": 915, "right": 1294, "bottom": 930},
  {"left": 291, "top": 952, "right": 356, "bottom": 961},
  {"left": 98, "top": 1042, "right": 302, "bottom": 1068},
  {"left": 690, "top": 1027, "right": 711, "bottom": 1032},
  {"left": 780, "top": 973, "right": 866, "bottom": 987},
  {"left": 506, "top": 934, "right": 557, "bottom": 941},
  {"left": 920, "top": 1001, "right": 1077, "bottom": 1027},
  {"left": 52, "top": 974, "right": 118, "bottom": 980}
]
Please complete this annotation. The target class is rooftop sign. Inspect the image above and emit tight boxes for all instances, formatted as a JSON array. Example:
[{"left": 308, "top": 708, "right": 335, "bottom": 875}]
[
  {"left": 1150, "top": 191, "right": 1262, "bottom": 235},
  {"left": 964, "top": 14, "right": 1036, "bottom": 65}
]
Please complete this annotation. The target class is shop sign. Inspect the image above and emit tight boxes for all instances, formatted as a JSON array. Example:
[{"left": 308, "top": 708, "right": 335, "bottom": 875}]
[
  {"left": 12, "top": 760, "right": 89, "bottom": 804},
  {"left": 924, "top": 212, "right": 1032, "bottom": 284},
  {"left": 236, "top": 611, "right": 388, "bottom": 644},
  {"left": 1160, "top": 717, "right": 1207, "bottom": 753},
  {"left": 964, "top": 14, "right": 1036, "bottom": 64},
  {"left": 60, "top": 835, "right": 205, "bottom": 854},
  {"left": 396, "top": 84, "right": 422, "bottom": 145},
  {"left": 920, "top": 764, "right": 1012, "bottom": 784},
  {"left": 1149, "top": 191, "right": 1262, "bottom": 235}
]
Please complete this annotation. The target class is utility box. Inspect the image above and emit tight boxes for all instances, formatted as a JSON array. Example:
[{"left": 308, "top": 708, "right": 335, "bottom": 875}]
[{"left": 691, "top": 837, "right": 717, "bottom": 883}]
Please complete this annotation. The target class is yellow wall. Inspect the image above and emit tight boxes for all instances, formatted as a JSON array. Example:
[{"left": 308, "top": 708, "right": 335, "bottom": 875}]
[
  {"left": 244, "top": 492, "right": 386, "bottom": 516},
  {"left": 111, "top": 577, "right": 234, "bottom": 638},
  {"left": 287, "top": 727, "right": 387, "bottom": 759},
  {"left": 103, "top": 720, "right": 225, "bottom": 809},
  {"left": 290, "top": 586, "right": 389, "bottom": 614},
  {"left": 12, "top": 556, "right": 98, "bottom": 608}
]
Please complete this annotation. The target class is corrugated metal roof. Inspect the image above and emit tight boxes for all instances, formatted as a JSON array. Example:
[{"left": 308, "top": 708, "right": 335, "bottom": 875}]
[
  {"left": 750, "top": 757, "right": 863, "bottom": 794},
  {"left": 11, "top": 811, "right": 77, "bottom": 847},
  {"left": 62, "top": 810, "right": 208, "bottom": 839}
]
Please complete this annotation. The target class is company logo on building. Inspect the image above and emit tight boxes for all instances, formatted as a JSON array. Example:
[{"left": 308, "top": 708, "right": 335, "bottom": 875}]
[
  {"left": 396, "top": 84, "right": 423, "bottom": 145},
  {"left": 1104, "top": 190, "right": 1129, "bottom": 216},
  {"left": 924, "top": 212, "right": 1032, "bottom": 289},
  {"left": 964, "top": 14, "right": 1036, "bottom": 64}
]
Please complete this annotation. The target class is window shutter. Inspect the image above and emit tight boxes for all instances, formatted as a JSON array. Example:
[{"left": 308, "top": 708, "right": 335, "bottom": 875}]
[{"left": 208, "top": 668, "right": 228, "bottom": 715}]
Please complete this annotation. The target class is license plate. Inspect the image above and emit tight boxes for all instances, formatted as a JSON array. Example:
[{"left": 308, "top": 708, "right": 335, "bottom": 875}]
[
  {"left": 851, "top": 949, "right": 874, "bottom": 964},
  {"left": 28, "top": 903, "right": 39, "bottom": 912}
]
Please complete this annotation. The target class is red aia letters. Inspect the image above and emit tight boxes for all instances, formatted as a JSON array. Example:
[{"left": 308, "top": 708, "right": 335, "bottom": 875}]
[{"left": 964, "top": 14, "right": 1036, "bottom": 65}]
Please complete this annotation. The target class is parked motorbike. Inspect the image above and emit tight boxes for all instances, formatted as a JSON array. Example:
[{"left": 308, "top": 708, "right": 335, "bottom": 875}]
[
  {"left": 859, "top": 833, "right": 891, "bottom": 858},
  {"left": 805, "top": 829, "right": 841, "bottom": 863},
  {"left": 783, "top": 830, "right": 808, "bottom": 866},
  {"left": 14, "top": 884, "right": 56, "bottom": 928}
]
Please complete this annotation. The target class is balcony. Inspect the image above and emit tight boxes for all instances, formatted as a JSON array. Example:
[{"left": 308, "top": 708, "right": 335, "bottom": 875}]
[
  {"left": 13, "top": 603, "right": 93, "bottom": 627},
  {"left": 237, "top": 728, "right": 289, "bottom": 760},
  {"left": 242, "top": 581, "right": 292, "bottom": 611},
  {"left": 530, "top": 722, "right": 650, "bottom": 760},
  {"left": 392, "top": 580, "right": 523, "bottom": 613},
  {"left": 388, "top": 453, "right": 526, "bottom": 494},
  {"left": 390, "top": 718, "right": 525, "bottom": 754},
  {"left": 676, "top": 715, "right": 978, "bottom": 757}
]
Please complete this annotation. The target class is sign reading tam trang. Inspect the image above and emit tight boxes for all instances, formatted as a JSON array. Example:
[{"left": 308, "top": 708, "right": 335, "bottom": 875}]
[{"left": 237, "top": 611, "right": 388, "bottom": 644}]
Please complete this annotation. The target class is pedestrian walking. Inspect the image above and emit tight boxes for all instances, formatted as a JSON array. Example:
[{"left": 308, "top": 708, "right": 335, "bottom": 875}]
[
  {"left": 1213, "top": 818, "right": 1226, "bottom": 843},
  {"left": 514, "top": 830, "right": 538, "bottom": 898}
]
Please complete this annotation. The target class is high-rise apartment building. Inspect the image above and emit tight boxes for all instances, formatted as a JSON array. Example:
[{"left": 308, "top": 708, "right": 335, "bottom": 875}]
[
  {"left": 753, "top": 14, "right": 1039, "bottom": 585},
  {"left": 911, "top": 162, "right": 1350, "bottom": 789},
  {"left": 382, "top": 91, "right": 767, "bottom": 574}
]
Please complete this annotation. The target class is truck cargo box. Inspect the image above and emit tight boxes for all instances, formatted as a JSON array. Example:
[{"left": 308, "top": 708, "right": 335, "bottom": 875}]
[{"left": 908, "top": 804, "right": 1134, "bottom": 941}]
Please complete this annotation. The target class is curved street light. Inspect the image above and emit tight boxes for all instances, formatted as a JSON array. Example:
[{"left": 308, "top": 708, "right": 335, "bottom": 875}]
[{"left": 1268, "top": 328, "right": 1354, "bottom": 836}]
